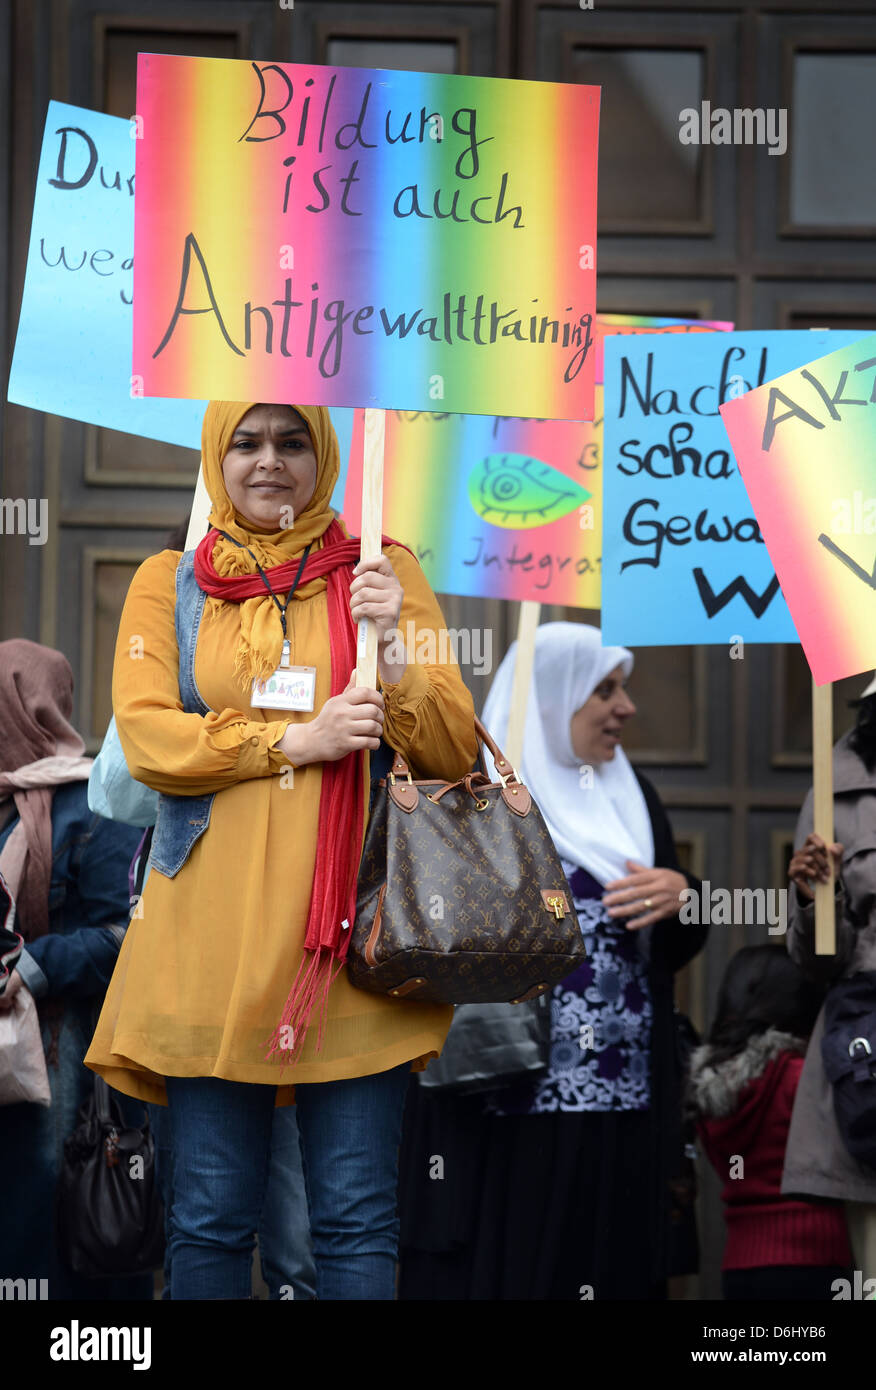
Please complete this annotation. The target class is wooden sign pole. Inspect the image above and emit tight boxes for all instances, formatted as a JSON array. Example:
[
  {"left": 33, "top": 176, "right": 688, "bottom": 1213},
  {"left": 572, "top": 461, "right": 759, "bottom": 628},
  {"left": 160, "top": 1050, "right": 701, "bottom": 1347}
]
[
  {"left": 355, "top": 407, "right": 386, "bottom": 690},
  {"left": 812, "top": 676, "right": 836, "bottom": 955},
  {"left": 184, "top": 464, "right": 211, "bottom": 552},
  {"left": 505, "top": 600, "right": 541, "bottom": 770}
]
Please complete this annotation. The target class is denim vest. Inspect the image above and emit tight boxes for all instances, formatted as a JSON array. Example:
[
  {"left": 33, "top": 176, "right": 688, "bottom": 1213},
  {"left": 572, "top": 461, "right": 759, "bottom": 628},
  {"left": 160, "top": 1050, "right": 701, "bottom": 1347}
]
[
  {"left": 149, "top": 551, "right": 214, "bottom": 877},
  {"left": 148, "top": 551, "right": 396, "bottom": 877}
]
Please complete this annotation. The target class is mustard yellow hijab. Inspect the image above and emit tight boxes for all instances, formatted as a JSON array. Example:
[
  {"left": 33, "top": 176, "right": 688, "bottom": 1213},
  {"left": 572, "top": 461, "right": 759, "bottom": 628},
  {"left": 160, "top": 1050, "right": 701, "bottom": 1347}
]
[{"left": 200, "top": 401, "right": 341, "bottom": 687}]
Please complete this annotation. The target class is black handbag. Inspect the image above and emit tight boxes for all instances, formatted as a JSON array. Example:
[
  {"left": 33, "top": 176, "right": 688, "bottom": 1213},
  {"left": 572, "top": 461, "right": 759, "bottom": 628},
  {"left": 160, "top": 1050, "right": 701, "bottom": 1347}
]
[
  {"left": 821, "top": 971, "right": 876, "bottom": 1171},
  {"left": 57, "top": 1073, "right": 164, "bottom": 1278},
  {"left": 419, "top": 995, "right": 552, "bottom": 1092}
]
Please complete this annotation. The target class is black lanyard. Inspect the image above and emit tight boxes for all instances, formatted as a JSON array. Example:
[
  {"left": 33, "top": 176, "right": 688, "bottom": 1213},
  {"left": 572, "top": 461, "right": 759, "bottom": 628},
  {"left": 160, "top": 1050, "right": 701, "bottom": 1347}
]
[{"left": 217, "top": 531, "right": 312, "bottom": 642}]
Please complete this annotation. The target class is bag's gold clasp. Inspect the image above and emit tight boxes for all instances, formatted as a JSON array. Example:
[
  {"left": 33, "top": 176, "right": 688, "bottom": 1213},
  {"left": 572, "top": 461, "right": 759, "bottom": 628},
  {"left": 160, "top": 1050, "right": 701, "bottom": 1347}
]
[{"left": 541, "top": 889, "right": 569, "bottom": 919}]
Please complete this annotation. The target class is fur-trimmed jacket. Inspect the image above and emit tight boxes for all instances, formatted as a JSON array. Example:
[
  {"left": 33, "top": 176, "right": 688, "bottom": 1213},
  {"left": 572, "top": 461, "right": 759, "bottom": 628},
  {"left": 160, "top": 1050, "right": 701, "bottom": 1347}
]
[
  {"left": 689, "top": 1028, "right": 806, "bottom": 1119},
  {"left": 691, "top": 1029, "right": 851, "bottom": 1270}
]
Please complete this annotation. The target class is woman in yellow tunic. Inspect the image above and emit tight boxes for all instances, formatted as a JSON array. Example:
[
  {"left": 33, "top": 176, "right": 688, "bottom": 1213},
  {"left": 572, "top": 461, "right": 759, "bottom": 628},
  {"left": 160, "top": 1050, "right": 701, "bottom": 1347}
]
[{"left": 86, "top": 400, "right": 477, "bottom": 1300}]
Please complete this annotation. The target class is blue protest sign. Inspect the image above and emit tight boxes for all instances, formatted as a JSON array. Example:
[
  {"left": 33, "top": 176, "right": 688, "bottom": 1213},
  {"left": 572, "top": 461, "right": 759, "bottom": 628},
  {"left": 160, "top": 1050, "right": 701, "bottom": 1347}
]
[
  {"left": 8, "top": 101, "right": 350, "bottom": 512},
  {"left": 601, "top": 330, "right": 862, "bottom": 646},
  {"left": 8, "top": 102, "right": 206, "bottom": 444}
]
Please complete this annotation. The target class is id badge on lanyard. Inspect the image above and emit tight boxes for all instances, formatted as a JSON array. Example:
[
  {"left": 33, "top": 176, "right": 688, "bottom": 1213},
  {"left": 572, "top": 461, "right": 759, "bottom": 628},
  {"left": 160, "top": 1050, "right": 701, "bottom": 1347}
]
[
  {"left": 216, "top": 532, "right": 316, "bottom": 715},
  {"left": 252, "top": 645, "right": 316, "bottom": 712}
]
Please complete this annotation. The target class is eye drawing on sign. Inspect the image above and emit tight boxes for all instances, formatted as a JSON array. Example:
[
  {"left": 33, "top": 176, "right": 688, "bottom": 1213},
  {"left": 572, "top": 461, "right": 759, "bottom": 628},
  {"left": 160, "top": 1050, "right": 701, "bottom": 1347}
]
[{"left": 467, "top": 453, "right": 590, "bottom": 529}]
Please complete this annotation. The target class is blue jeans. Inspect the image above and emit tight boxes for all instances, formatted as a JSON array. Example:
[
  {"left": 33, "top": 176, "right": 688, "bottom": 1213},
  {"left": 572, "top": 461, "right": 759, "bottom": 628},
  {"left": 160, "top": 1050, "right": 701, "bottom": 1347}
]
[
  {"left": 149, "top": 1101, "right": 316, "bottom": 1300},
  {"left": 259, "top": 1105, "right": 317, "bottom": 1299},
  {"left": 165, "top": 1063, "right": 410, "bottom": 1300}
]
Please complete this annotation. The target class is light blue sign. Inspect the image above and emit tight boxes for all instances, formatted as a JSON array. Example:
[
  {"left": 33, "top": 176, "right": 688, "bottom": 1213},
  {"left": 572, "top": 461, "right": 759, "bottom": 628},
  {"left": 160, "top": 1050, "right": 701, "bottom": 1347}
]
[
  {"left": 601, "top": 330, "right": 861, "bottom": 646},
  {"left": 7, "top": 101, "right": 351, "bottom": 512}
]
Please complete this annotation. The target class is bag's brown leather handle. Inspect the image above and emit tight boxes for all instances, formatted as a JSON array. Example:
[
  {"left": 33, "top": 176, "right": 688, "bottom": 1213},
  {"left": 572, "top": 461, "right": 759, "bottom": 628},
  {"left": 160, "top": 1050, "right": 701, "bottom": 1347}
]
[
  {"left": 386, "top": 718, "right": 522, "bottom": 786},
  {"left": 473, "top": 717, "right": 522, "bottom": 785},
  {"left": 383, "top": 718, "right": 530, "bottom": 816},
  {"left": 474, "top": 718, "right": 531, "bottom": 815}
]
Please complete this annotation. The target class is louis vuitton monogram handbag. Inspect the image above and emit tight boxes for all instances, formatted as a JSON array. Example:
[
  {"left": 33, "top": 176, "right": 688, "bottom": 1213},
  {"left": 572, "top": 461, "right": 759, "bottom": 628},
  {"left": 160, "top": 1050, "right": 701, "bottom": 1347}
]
[{"left": 348, "top": 718, "right": 586, "bottom": 1004}]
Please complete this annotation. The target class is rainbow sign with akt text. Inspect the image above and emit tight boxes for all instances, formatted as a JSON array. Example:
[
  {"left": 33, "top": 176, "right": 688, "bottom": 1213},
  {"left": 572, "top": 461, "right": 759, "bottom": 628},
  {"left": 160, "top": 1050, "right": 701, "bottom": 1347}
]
[
  {"left": 342, "top": 316, "right": 732, "bottom": 607},
  {"left": 720, "top": 333, "right": 876, "bottom": 685},
  {"left": 133, "top": 55, "right": 599, "bottom": 419}
]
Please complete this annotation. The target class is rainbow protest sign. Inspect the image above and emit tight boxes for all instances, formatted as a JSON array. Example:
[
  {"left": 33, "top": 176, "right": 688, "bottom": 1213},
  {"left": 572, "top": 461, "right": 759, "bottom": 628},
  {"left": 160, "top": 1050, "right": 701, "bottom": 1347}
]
[
  {"left": 591, "top": 315, "right": 733, "bottom": 383},
  {"left": 720, "top": 333, "right": 876, "bottom": 684},
  {"left": 342, "top": 316, "right": 731, "bottom": 607},
  {"left": 132, "top": 55, "right": 599, "bottom": 419},
  {"left": 345, "top": 410, "right": 595, "bottom": 606}
]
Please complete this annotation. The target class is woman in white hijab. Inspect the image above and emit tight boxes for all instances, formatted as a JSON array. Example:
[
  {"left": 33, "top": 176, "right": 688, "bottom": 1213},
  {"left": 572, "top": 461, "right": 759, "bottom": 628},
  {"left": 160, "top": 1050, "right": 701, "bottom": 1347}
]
[
  {"left": 399, "top": 623, "right": 707, "bottom": 1301},
  {"left": 484, "top": 621, "right": 658, "bottom": 900}
]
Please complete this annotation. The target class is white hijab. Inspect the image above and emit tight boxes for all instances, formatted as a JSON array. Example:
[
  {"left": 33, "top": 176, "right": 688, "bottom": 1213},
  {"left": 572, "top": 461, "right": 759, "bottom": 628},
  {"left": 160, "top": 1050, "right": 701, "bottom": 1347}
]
[{"left": 481, "top": 622, "right": 654, "bottom": 887}]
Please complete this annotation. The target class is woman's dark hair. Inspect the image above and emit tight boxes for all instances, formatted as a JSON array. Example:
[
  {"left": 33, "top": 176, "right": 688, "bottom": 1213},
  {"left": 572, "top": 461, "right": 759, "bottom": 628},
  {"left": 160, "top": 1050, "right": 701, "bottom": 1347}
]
[
  {"left": 848, "top": 692, "right": 876, "bottom": 773},
  {"left": 704, "top": 945, "right": 825, "bottom": 1067}
]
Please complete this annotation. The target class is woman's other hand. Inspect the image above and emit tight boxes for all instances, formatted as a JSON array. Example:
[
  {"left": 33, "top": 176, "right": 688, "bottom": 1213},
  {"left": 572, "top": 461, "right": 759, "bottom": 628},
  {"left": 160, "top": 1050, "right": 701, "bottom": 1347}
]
[
  {"left": 0, "top": 969, "right": 24, "bottom": 1011},
  {"left": 789, "top": 833, "right": 844, "bottom": 902},
  {"left": 278, "top": 674, "right": 384, "bottom": 765},
  {"left": 603, "top": 861, "right": 690, "bottom": 930},
  {"left": 350, "top": 555, "right": 403, "bottom": 645},
  {"left": 350, "top": 555, "right": 409, "bottom": 685}
]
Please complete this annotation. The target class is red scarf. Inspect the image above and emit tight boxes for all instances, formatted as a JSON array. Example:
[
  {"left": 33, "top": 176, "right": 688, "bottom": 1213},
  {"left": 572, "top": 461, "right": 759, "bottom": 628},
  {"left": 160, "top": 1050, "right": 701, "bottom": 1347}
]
[{"left": 194, "top": 520, "right": 409, "bottom": 1061}]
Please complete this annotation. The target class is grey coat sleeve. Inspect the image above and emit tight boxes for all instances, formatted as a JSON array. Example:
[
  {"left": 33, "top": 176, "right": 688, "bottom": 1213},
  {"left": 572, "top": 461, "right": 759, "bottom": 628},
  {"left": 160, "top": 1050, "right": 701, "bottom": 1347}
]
[{"left": 786, "top": 789, "right": 856, "bottom": 983}]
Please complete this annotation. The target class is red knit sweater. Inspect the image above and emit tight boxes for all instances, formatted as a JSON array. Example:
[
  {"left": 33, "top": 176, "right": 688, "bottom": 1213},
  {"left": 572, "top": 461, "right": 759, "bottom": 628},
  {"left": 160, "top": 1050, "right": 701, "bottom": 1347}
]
[{"left": 697, "top": 1051, "right": 852, "bottom": 1270}]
